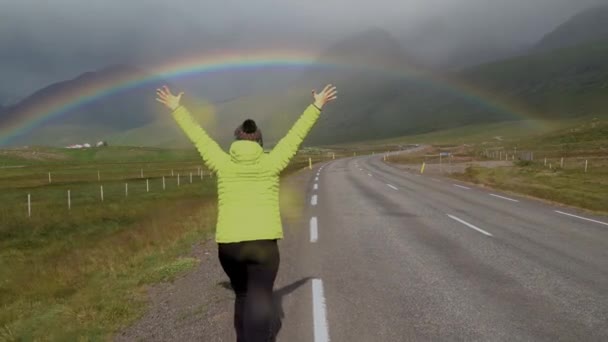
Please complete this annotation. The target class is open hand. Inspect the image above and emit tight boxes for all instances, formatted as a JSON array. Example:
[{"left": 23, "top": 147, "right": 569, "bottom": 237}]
[
  {"left": 312, "top": 84, "right": 338, "bottom": 109},
  {"left": 156, "top": 85, "right": 184, "bottom": 111}
]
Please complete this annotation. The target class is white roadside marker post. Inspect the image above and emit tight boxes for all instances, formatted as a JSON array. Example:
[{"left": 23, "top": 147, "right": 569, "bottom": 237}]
[
  {"left": 585, "top": 160, "right": 588, "bottom": 173},
  {"left": 125, "top": 183, "right": 128, "bottom": 197},
  {"left": 146, "top": 179, "right": 149, "bottom": 192},
  {"left": 68, "top": 190, "right": 71, "bottom": 210},
  {"left": 100, "top": 185, "right": 104, "bottom": 202},
  {"left": 48, "top": 172, "right": 52, "bottom": 184},
  {"left": 177, "top": 173, "right": 180, "bottom": 187},
  {"left": 163, "top": 176, "right": 166, "bottom": 190},
  {"left": 27, "top": 194, "right": 31, "bottom": 218}
]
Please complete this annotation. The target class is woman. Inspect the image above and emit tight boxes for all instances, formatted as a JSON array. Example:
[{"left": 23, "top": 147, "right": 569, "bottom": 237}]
[{"left": 156, "top": 84, "right": 337, "bottom": 342}]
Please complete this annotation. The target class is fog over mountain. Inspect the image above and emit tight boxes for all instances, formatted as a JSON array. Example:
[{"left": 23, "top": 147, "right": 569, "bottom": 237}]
[{"left": 0, "top": 0, "right": 603, "bottom": 103}]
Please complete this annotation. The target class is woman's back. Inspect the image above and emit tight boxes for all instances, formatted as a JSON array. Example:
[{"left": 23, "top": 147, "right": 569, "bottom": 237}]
[{"left": 216, "top": 140, "right": 283, "bottom": 243}]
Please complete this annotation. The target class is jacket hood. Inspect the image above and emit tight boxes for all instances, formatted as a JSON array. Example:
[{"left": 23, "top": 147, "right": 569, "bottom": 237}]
[{"left": 229, "top": 140, "right": 264, "bottom": 164}]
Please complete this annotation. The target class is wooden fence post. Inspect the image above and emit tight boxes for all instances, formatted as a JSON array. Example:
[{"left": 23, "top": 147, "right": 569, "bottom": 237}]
[{"left": 585, "top": 160, "right": 588, "bottom": 173}]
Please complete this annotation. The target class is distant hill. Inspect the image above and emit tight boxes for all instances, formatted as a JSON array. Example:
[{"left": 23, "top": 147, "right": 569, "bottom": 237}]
[
  {"left": 534, "top": 5, "right": 608, "bottom": 52},
  {"left": 1, "top": 65, "right": 169, "bottom": 146},
  {"left": 464, "top": 40, "right": 608, "bottom": 118},
  {"left": 170, "top": 29, "right": 608, "bottom": 147},
  {"left": 256, "top": 33, "right": 608, "bottom": 145},
  {"left": 3, "top": 25, "right": 608, "bottom": 148}
]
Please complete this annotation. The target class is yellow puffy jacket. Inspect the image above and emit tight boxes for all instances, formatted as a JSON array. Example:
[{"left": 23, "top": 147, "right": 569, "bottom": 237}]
[{"left": 172, "top": 104, "right": 321, "bottom": 243}]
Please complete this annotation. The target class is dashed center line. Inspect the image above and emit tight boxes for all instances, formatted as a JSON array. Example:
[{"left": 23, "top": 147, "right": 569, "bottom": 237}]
[
  {"left": 312, "top": 279, "right": 330, "bottom": 342},
  {"left": 555, "top": 210, "right": 608, "bottom": 227},
  {"left": 447, "top": 214, "right": 493, "bottom": 237},
  {"left": 315, "top": 177, "right": 319, "bottom": 181},
  {"left": 314, "top": 184, "right": 318, "bottom": 190},
  {"left": 453, "top": 184, "right": 471, "bottom": 190},
  {"left": 311, "top": 195, "right": 318, "bottom": 206},
  {"left": 367, "top": 173, "right": 373, "bottom": 177},
  {"left": 310, "top": 217, "right": 318, "bottom": 243},
  {"left": 387, "top": 184, "right": 398, "bottom": 191},
  {"left": 489, "top": 194, "right": 519, "bottom": 202}
]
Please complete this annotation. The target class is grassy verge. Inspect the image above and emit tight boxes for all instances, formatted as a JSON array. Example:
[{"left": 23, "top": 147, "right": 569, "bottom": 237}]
[
  {"left": 378, "top": 118, "right": 608, "bottom": 214},
  {"left": 0, "top": 147, "right": 220, "bottom": 340},
  {"left": 0, "top": 182, "right": 217, "bottom": 340},
  {"left": 451, "top": 161, "right": 608, "bottom": 214}
]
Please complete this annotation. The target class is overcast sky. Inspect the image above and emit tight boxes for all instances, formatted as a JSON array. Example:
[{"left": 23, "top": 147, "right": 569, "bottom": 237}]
[{"left": 0, "top": 0, "right": 603, "bottom": 104}]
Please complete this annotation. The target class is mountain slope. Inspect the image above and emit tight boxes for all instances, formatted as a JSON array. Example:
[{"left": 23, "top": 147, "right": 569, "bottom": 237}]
[
  {"left": 1, "top": 65, "right": 169, "bottom": 146},
  {"left": 465, "top": 40, "right": 608, "bottom": 118},
  {"left": 4, "top": 26, "right": 608, "bottom": 148},
  {"left": 535, "top": 5, "right": 608, "bottom": 52}
]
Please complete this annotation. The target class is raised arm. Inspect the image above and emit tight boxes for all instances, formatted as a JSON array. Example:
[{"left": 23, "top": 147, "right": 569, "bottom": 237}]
[
  {"left": 266, "top": 84, "right": 338, "bottom": 173},
  {"left": 156, "top": 86, "right": 230, "bottom": 172}
]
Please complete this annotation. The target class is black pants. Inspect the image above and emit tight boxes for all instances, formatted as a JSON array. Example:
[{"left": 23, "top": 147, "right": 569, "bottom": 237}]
[{"left": 218, "top": 239, "right": 280, "bottom": 342}]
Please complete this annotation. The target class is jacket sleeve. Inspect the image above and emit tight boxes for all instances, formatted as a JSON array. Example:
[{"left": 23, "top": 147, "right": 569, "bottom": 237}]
[
  {"left": 266, "top": 104, "right": 322, "bottom": 173},
  {"left": 172, "top": 105, "right": 230, "bottom": 172}
]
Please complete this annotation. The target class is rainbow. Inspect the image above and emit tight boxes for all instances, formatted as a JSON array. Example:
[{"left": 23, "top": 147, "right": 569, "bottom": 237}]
[{"left": 0, "top": 49, "right": 537, "bottom": 144}]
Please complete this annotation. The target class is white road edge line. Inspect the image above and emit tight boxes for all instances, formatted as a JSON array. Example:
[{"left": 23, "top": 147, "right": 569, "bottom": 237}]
[
  {"left": 368, "top": 173, "right": 373, "bottom": 177},
  {"left": 387, "top": 184, "right": 398, "bottom": 191},
  {"left": 310, "top": 217, "right": 318, "bottom": 243},
  {"left": 447, "top": 214, "right": 493, "bottom": 237},
  {"left": 453, "top": 184, "right": 471, "bottom": 190},
  {"left": 555, "top": 210, "right": 608, "bottom": 227},
  {"left": 311, "top": 195, "right": 318, "bottom": 206},
  {"left": 489, "top": 193, "right": 519, "bottom": 202},
  {"left": 314, "top": 184, "right": 318, "bottom": 190},
  {"left": 312, "top": 279, "right": 330, "bottom": 342}
]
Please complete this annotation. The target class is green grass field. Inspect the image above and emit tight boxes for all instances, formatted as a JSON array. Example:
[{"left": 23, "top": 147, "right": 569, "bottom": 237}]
[
  {"left": 0, "top": 145, "right": 338, "bottom": 340},
  {"left": 378, "top": 117, "right": 608, "bottom": 214},
  {"left": 452, "top": 160, "right": 608, "bottom": 214}
]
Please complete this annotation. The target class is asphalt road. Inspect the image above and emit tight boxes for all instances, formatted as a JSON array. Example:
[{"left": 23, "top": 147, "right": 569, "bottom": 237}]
[{"left": 274, "top": 153, "right": 608, "bottom": 342}]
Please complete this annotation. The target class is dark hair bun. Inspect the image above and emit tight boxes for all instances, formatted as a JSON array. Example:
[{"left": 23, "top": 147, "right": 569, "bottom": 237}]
[{"left": 242, "top": 119, "right": 257, "bottom": 134}]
